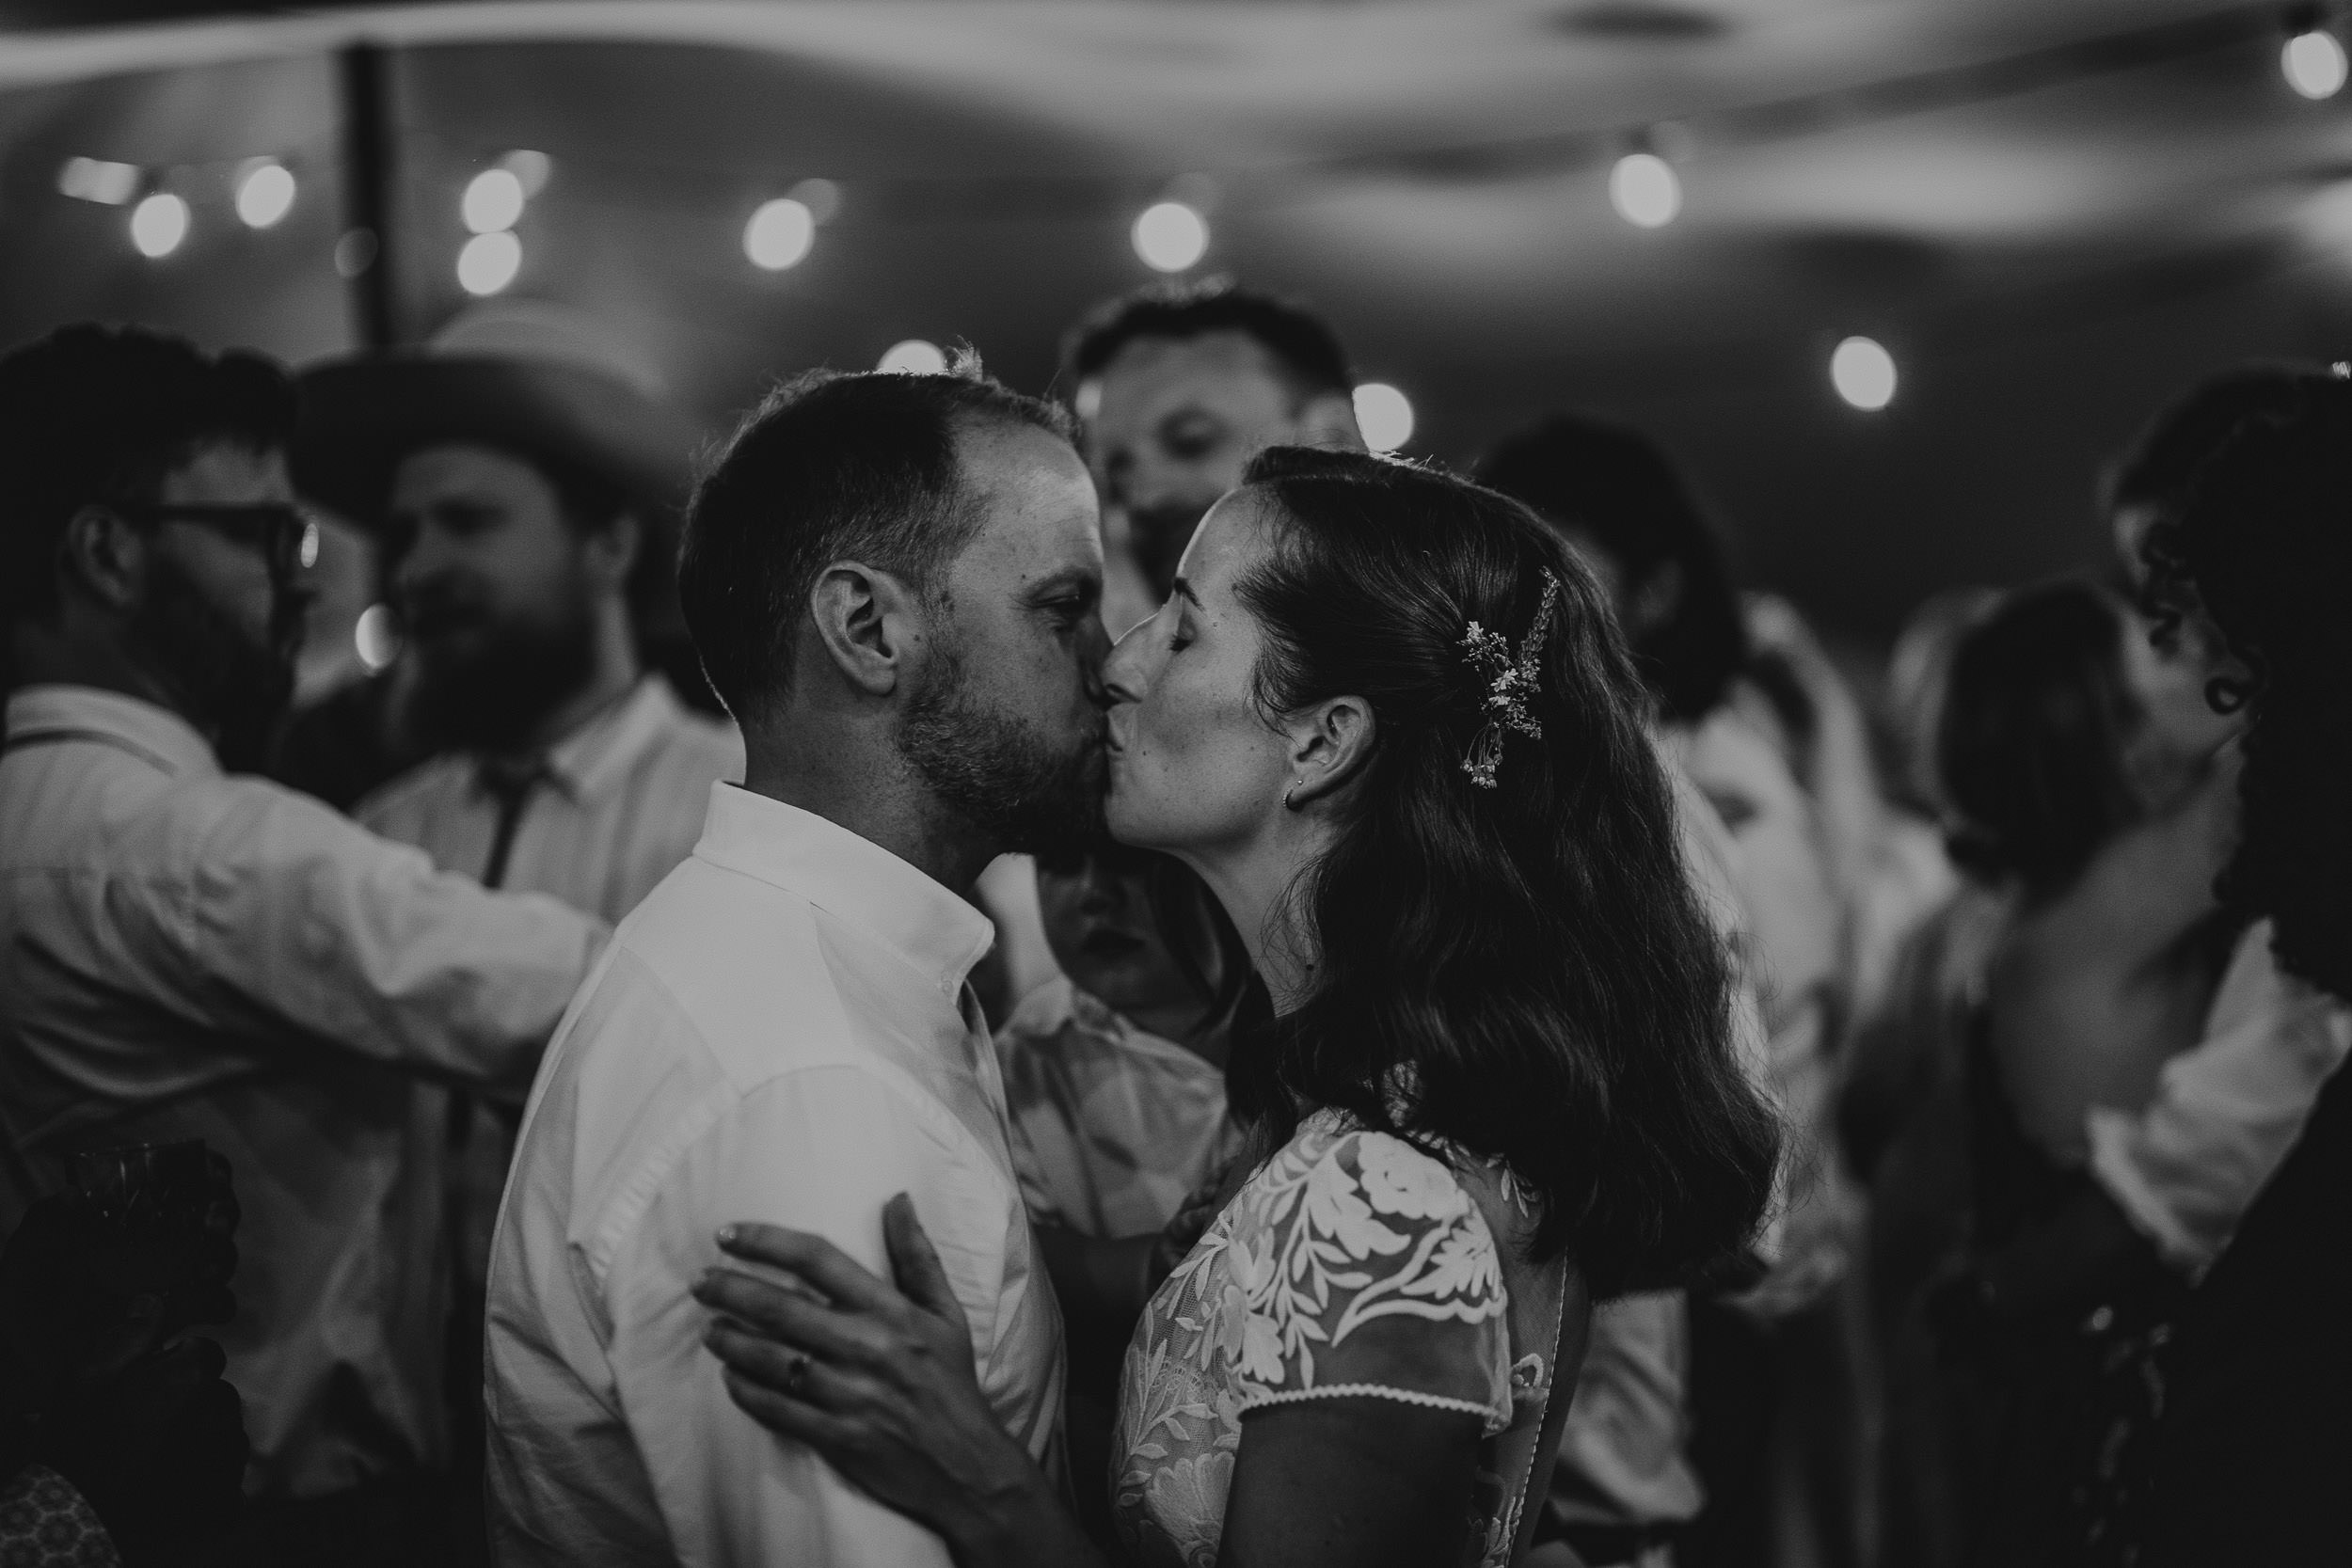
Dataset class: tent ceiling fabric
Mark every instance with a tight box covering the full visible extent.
[2,0,2348,636]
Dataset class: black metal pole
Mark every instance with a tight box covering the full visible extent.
[337,42,398,350]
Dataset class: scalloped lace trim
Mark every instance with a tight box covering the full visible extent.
[1236,1383,1502,1421]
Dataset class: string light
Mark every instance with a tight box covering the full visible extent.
[57,156,139,206]
[462,167,527,234]
[1609,152,1682,228]
[744,198,815,270]
[354,604,402,672]
[234,160,296,229]
[2283,29,2348,99]
[1353,383,1415,451]
[878,339,948,374]
[129,192,189,258]
[1831,337,1898,410]
[456,230,521,294]
[1132,201,1208,272]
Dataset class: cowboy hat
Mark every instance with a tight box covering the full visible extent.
[291,299,703,532]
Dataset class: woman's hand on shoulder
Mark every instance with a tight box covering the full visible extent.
[693,1195,1104,1568]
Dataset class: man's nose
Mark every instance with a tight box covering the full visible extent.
[1081,614,1114,708]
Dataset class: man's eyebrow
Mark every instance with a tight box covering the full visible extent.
[1170,577,1203,609]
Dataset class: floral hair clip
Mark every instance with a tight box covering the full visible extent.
[1457,570,1565,788]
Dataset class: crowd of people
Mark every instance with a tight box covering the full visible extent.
[0,275,2343,1568]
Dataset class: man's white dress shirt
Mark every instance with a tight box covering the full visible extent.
[358,675,740,1280]
[485,784,1065,1568]
[358,675,741,922]
[0,685,605,1499]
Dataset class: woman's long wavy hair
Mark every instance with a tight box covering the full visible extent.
[1226,446,1781,1295]
[2141,372,2352,1004]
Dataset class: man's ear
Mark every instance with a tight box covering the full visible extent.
[808,561,925,699]
[1295,391,1367,454]
[1280,693,1376,811]
[585,510,641,592]
[56,505,148,613]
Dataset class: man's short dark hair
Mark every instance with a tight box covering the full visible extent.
[678,357,1075,722]
[2105,364,2313,522]
[0,324,295,624]
[1061,278,1355,403]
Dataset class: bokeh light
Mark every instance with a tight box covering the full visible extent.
[2283,30,2348,100]
[456,230,523,295]
[129,192,189,258]
[1133,201,1209,272]
[878,339,949,374]
[744,198,816,270]
[57,156,139,206]
[1609,152,1682,229]
[1831,337,1898,410]
[462,167,527,234]
[501,150,553,197]
[235,161,296,229]
[354,604,403,672]
[1353,382,1415,452]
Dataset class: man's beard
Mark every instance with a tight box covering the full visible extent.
[132,555,298,772]
[406,599,597,754]
[896,640,1106,860]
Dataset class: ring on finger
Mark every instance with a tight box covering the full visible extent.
[785,1353,811,1396]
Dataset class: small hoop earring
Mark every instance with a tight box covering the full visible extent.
[1284,779,1305,812]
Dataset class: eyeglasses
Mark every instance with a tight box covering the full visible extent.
[112,500,322,576]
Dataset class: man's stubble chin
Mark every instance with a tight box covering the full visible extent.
[896,644,1107,860]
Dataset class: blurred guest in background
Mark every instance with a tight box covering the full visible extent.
[294,300,739,1563]
[2100,363,2311,593]
[2123,370,2352,1565]
[1922,578,2240,1568]
[994,836,1250,1544]
[1061,277,1364,634]
[0,325,607,1566]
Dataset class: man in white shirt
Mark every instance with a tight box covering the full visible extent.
[0,326,607,1561]
[485,360,1107,1565]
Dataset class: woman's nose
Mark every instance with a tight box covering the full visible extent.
[1101,617,1152,707]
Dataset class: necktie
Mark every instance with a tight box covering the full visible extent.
[476,755,548,891]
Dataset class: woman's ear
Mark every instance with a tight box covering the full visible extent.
[1281,694,1376,811]
[808,561,922,699]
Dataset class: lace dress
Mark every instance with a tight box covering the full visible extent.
[1111,1110,1562,1568]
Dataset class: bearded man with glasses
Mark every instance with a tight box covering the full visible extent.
[0,324,609,1564]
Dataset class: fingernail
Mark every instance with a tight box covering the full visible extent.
[716,1225,738,1245]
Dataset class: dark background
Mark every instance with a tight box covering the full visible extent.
[4,0,2349,647]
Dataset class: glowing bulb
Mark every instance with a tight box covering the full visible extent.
[1610,152,1682,229]
[462,167,527,234]
[234,161,296,229]
[129,192,189,258]
[354,604,403,672]
[1831,337,1898,411]
[456,230,522,295]
[1353,383,1415,452]
[57,156,139,206]
[1132,201,1209,273]
[744,198,815,270]
[2284,30,2348,100]
[500,150,552,197]
[878,339,948,375]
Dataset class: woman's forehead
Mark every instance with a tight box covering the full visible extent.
[1180,487,1279,594]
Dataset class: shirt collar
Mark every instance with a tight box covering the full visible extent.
[471,674,682,807]
[691,783,996,1002]
[3,684,220,778]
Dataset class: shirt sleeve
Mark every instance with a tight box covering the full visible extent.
[1229,1130,1512,1433]
[126,772,607,1090]
[599,1065,1023,1568]
[2086,941,2352,1275]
